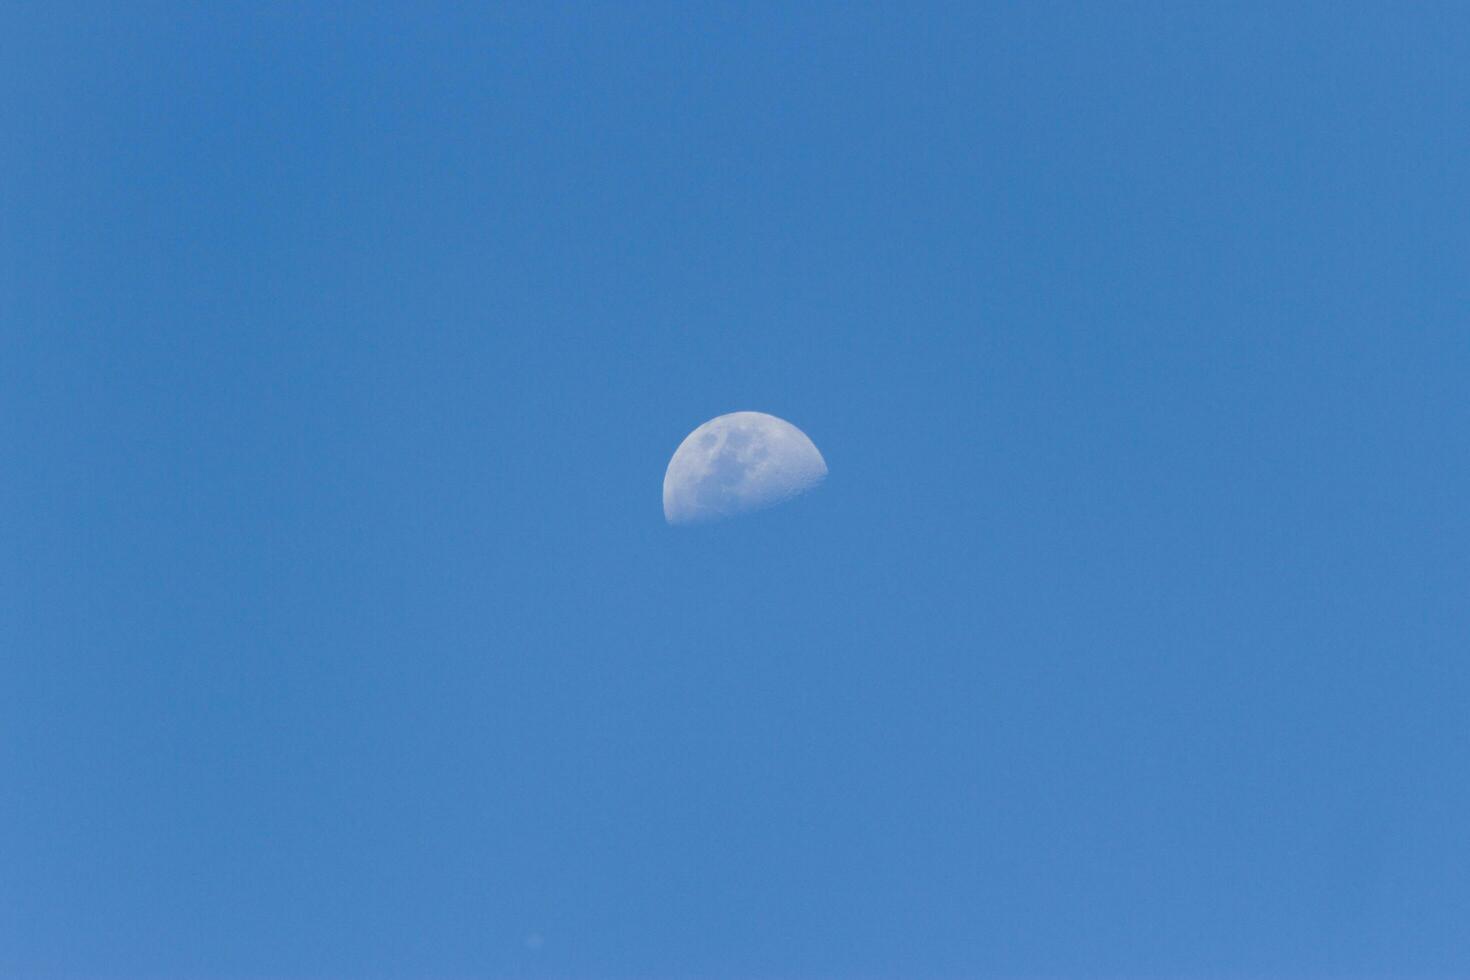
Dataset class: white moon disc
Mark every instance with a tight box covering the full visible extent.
[663,411,828,525]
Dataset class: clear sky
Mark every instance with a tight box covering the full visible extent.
[4,4,1468,978]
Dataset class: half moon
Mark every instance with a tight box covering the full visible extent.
[663,411,828,525]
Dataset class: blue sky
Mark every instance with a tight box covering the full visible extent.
[4,4,1468,977]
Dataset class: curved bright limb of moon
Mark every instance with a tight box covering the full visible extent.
[663,411,828,525]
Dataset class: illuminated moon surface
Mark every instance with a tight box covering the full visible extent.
[663,411,828,525]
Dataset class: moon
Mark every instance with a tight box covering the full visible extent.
[663,411,828,525]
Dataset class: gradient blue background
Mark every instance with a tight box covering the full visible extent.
[4,4,1468,978]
